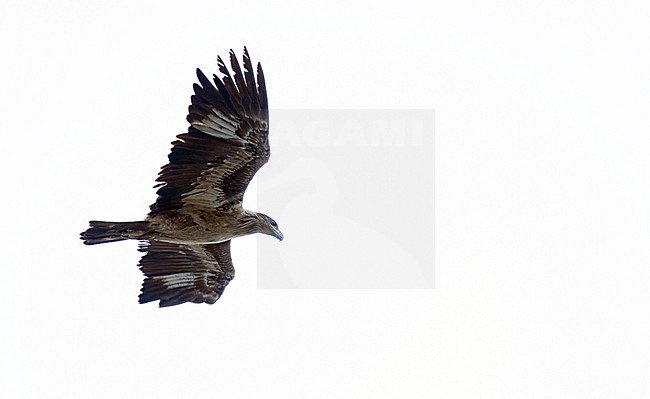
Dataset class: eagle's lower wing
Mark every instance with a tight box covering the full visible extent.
[138,240,235,307]
[149,48,269,214]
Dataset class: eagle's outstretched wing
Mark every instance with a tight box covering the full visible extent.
[138,240,235,307]
[149,47,269,214]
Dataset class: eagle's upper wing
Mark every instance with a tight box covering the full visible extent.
[138,240,235,307]
[149,48,269,214]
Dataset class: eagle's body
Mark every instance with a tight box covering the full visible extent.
[89,207,277,245]
[146,207,259,244]
[81,48,283,307]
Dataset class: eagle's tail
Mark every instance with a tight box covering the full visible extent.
[81,220,147,245]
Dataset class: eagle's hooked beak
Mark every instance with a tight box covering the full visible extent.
[275,229,284,241]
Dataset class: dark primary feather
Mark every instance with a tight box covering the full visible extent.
[138,240,234,307]
[150,47,270,214]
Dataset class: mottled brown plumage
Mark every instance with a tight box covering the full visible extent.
[81,48,283,307]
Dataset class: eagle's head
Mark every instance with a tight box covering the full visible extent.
[254,213,284,241]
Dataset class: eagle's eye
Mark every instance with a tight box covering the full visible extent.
[270,220,277,227]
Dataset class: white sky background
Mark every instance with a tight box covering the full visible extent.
[1,0,649,397]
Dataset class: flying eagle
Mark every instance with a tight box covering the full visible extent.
[80,48,283,307]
